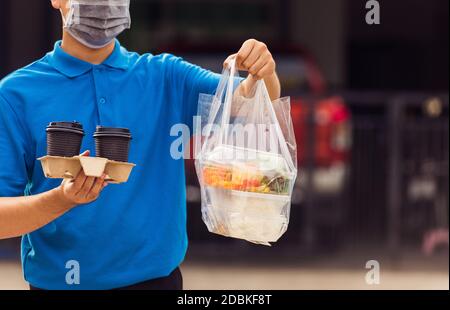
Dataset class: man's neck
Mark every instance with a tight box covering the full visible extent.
[61,31,115,65]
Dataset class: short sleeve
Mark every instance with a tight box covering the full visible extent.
[166,55,221,130]
[0,93,32,197]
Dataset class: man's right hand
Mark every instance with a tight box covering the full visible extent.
[57,150,108,207]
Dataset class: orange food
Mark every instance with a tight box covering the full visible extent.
[202,165,282,194]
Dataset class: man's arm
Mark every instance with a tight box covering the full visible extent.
[224,39,281,101]
[0,187,73,239]
[0,151,108,239]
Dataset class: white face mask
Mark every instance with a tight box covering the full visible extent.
[62,0,131,49]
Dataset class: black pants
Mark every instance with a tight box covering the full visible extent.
[30,267,183,290]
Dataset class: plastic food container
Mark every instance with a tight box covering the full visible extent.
[198,145,295,244]
[201,145,295,194]
[203,186,290,242]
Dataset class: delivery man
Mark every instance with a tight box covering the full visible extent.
[0,0,280,289]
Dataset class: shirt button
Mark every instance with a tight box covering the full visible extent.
[99,98,106,104]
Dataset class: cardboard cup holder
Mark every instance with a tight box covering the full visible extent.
[38,155,136,184]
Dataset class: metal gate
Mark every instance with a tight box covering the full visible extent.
[387,94,449,254]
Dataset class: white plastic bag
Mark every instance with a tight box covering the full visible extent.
[195,59,297,245]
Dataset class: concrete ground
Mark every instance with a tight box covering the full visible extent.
[1,239,448,290]
[0,261,448,290]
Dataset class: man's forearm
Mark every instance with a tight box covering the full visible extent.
[263,72,281,101]
[0,187,74,239]
[239,72,281,101]
[0,159,108,240]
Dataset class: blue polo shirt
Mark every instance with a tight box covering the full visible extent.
[0,40,221,289]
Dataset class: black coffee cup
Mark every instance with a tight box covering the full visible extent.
[93,126,132,162]
[46,121,85,157]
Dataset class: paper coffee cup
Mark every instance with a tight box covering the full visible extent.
[93,126,132,162]
[46,121,85,157]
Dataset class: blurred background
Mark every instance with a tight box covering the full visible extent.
[0,0,448,289]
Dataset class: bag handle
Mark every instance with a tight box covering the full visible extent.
[256,80,296,173]
[199,58,236,157]
[201,59,296,173]
[218,58,237,146]
[198,59,236,156]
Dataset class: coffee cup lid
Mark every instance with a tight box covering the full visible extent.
[93,126,132,139]
[46,121,84,134]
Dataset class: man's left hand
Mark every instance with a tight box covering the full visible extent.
[224,39,276,80]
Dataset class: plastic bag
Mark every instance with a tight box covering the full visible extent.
[195,59,297,245]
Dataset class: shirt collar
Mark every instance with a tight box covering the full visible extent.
[47,39,129,78]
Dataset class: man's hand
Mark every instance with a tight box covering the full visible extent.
[224,39,276,80]
[57,150,108,207]
[224,39,280,100]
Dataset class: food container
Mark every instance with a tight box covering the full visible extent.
[198,145,295,244]
[203,187,290,242]
[201,145,295,195]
